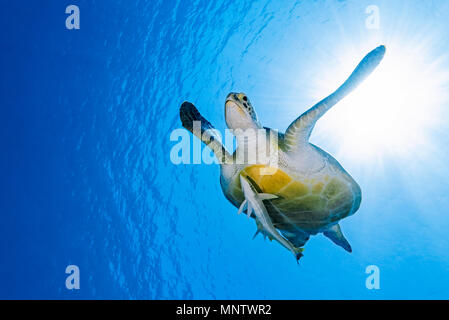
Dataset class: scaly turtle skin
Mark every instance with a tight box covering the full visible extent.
[180,45,385,257]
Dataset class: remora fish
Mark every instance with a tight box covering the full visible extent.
[238,175,303,261]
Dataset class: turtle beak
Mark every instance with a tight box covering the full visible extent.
[226,92,239,103]
[225,93,245,119]
[225,92,259,129]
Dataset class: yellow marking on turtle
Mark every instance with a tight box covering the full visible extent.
[242,165,292,194]
[279,181,309,199]
[241,165,332,201]
[312,182,324,194]
[239,166,348,219]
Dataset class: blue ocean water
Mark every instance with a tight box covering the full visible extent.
[1,0,449,299]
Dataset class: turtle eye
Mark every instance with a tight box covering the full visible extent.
[242,96,248,102]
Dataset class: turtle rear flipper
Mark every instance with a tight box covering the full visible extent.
[323,223,352,252]
[180,102,232,163]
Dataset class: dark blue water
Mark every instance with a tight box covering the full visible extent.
[1,0,449,299]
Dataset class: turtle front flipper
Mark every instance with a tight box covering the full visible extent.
[283,45,386,151]
[180,102,232,163]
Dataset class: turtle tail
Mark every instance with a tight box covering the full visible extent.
[180,102,232,163]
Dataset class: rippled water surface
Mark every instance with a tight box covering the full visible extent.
[2,0,449,299]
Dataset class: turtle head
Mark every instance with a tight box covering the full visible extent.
[225,92,261,130]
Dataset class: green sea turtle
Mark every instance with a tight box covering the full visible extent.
[179,45,386,260]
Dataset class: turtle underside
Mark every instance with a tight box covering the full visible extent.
[222,162,361,246]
